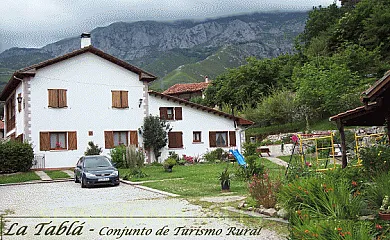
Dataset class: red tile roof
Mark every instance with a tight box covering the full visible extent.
[0,46,157,101]
[163,82,209,95]
[149,90,253,126]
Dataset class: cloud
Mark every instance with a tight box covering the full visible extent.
[0,0,338,51]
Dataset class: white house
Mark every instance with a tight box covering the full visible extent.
[0,34,252,169]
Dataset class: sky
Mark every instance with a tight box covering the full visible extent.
[0,0,338,53]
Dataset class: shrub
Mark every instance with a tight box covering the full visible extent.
[278,174,365,220]
[84,141,102,155]
[110,145,127,168]
[110,145,144,169]
[203,148,228,162]
[365,171,390,211]
[122,169,148,180]
[0,141,34,173]
[182,155,194,164]
[249,172,281,208]
[360,145,390,176]
[243,142,257,157]
[163,158,177,167]
[235,155,265,181]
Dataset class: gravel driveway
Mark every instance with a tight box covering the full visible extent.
[0,182,282,240]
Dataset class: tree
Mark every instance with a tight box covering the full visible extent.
[84,141,102,155]
[141,115,171,162]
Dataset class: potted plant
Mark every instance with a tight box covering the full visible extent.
[219,168,231,192]
[379,195,390,220]
[163,158,177,172]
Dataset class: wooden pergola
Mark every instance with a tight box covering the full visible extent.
[330,71,390,168]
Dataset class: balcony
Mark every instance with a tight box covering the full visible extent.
[6,116,15,133]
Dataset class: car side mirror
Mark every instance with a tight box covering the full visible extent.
[112,162,117,167]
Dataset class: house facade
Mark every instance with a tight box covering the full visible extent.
[0,35,252,168]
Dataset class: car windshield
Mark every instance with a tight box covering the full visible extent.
[84,157,112,168]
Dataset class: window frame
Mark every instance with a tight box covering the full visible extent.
[215,131,228,147]
[49,132,68,150]
[193,131,202,143]
[166,107,174,120]
[113,131,129,147]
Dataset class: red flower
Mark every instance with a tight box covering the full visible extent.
[376,224,383,230]
[352,181,358,187]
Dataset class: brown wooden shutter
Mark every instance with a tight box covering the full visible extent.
[112,91,121,108]
[168,132,175,148]
[130,130,138,147]
[229,131,236,147]
[58,89,67,107]
[209,131,217,147]
[175,107,182,120]
[121,91,128,108]
[48,89,58,107]
[40,132,50,151]
[176,132,183,148]
[104,131,114,149]
[159,107,168,120]
[68,131,77,150]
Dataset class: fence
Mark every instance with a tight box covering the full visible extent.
[31,154,45,169]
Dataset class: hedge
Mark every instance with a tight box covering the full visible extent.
[0,141,34,173]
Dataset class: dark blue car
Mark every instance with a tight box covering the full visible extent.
[74,155,120,188]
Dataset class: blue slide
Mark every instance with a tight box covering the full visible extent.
[229,149,246,166]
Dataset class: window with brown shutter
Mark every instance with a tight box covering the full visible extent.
[130,130,138,147]
[209,131,228,147]
[40,132,50,151]
[229,131,236,147]
[104,131,114,149]
[112,90,128,108]
[48,89,67,108]
[68,131,77,150]
[175,107,182,120]
[209,131,217,147]
[159,107,168,120]
[168,132,183,148]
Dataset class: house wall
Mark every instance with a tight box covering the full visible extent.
[148,95,244,162]
[29,53,146,168]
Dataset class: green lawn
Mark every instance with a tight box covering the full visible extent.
[44,170,70,179]
[120,159,285,197]
[0,171,40,184]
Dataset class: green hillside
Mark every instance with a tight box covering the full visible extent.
[151,44,258,90]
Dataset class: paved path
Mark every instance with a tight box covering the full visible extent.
[62,169,74,178]
[0,182,283,240]
[263,157,288,167]
[34,170,52,180]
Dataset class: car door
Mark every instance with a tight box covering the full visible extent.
[75,157,84,179]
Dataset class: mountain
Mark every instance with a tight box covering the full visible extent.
[0,11,307,90]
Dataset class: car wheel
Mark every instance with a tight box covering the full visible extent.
[74,174,80,183]
[81,176,86,188]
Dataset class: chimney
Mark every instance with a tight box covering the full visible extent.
[80,32,91,48]
[204,76,209,83]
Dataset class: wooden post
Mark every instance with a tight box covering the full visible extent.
[386,117,390,143]
[336,120,348,169]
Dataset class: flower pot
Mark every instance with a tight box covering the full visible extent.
[221,181,230,191]
[164,165,173,172]
[379,212,390,220]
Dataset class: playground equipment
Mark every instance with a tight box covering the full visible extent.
[229,149,246,166]
[286,132,337,175]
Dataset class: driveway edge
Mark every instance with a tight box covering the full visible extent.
[0,178,73,187]
[120,179,180,197]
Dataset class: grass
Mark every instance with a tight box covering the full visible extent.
[119,159,285,197]
[44,170,70,179]
[0,171,40,184]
